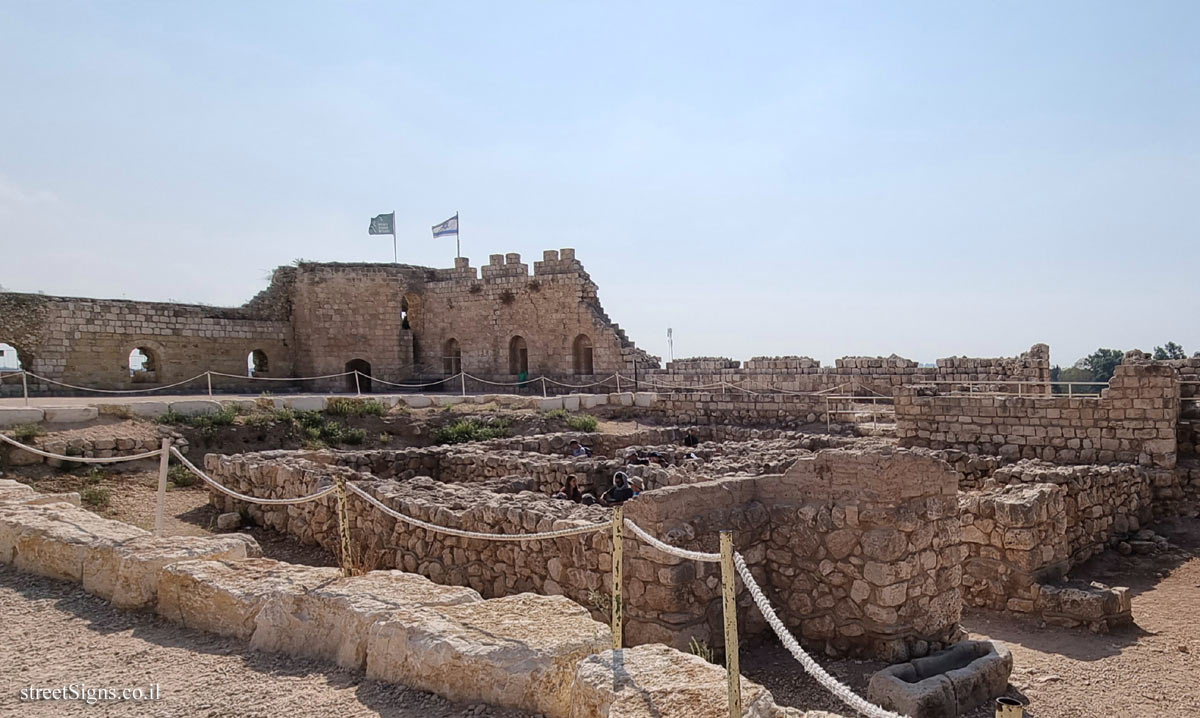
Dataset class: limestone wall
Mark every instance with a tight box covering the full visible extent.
[0,293,292,392]
[205,447,966,661]
[896,362,1179,468]
[645,344,1051,397]
[0,248,656,395]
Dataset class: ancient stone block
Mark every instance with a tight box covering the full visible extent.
[84,534,260,608]
[157,558,342,640]
[251,570,481,669]
[366,593,609,717]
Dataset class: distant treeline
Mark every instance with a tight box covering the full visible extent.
[1050,342,1195,393]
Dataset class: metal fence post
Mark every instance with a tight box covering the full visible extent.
[154,438,172,537]
[335,475,353,577]
[611,505,624,650]
[720,531,742,718]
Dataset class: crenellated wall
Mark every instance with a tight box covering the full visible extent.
[0,249,655,394]
[643,344,1051,397]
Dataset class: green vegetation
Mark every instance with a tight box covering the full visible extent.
[565,414,598,432]
[8,423,43,442]
[80,485,111,509]
[168,463,199,488]
[431,418,511,444]
[155,407,238,435]
[1154,341,1187,360]
[542,408,569,421]
[1051,342,1195,395]
[325,397,389,417]
[379,432,392,445]
[291,411,364,445]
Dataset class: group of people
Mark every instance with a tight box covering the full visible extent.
[552,472,643,506]
[553,428,704,506]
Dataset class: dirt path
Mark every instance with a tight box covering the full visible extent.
[0,567,533,718]
[743,517,1200,718]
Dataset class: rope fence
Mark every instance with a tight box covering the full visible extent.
[0,424,902,718]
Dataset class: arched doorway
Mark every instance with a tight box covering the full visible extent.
[508,336,528,376]
[443,338,462,375]
[573,334,594,375]
[345,359,372,392]
[247,349,269,376]
[129,346,159,383]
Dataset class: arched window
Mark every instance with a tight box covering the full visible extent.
[401,293,420,331]
[443,338,462,375]
[400,296,411,330]
[509,336,528,375]
[573,334,594,375]
[345,359,372,392]
[129,347,159,383]
[247,349,269,376]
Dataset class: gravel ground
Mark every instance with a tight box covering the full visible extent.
[0,567,535,718]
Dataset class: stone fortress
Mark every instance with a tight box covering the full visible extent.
[3,249,1200,716]
[0,249,653,393]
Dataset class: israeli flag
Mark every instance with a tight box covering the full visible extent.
[432,214,459,238]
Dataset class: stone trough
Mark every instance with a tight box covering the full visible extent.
[867,640,1013,718]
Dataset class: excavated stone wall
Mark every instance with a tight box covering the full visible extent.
[896,362,1179,468]
[204,446,966,661]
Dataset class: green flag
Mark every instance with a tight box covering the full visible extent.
[369,212,395,235]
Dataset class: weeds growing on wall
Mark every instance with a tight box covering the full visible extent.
[325,397,389,417]
[8,423,43,442]
[688,637,717,664]
[431,417,511,444]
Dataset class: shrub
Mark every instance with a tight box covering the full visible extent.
[83,467,107,485]
[155,410,190,425]
[326,397,388,417]
[168,464,199,488]
[431,418,511,444]
[565,414,598,432]
[379,432,392,444]
[340,427,367,445]
[542,408,569,421]
[9,423,43,442]
[242,413,274,429]
[80,486,111,509]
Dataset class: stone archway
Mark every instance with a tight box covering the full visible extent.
[345,358,372,392]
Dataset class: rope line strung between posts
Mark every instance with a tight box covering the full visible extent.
[170,448,338,505]
[346,482,609,541]
[541,374,621,388]
[732,552,907,718]
[208,370,356,382]
[461,373,539,387]
[367,373,469,389]
[0,432,167,464]
[623,518,720,563]
[23,371,210,394]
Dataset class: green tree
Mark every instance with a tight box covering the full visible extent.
[1153,341,1186,360]
[1078,348,1124,385]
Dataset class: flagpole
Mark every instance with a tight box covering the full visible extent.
[392,209,397,263]
[456,211,460,259]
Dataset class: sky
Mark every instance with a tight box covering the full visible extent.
[1,2,1197,368]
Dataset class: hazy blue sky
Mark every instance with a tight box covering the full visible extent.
[1,2,1197,366]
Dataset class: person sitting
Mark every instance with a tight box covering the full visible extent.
[628,477,644,497]
[601,471,636,506]
[683,428,700,448]
[624,450,649,466]
[568,439,592,458]
[563,474,583,502]
[647,452,667,467]
[580,492,597,506]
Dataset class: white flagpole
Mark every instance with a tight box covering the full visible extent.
[456,211,461,259]
[392,210,397,263]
